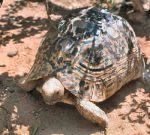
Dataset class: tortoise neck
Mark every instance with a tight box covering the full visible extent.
[62,91,76,105]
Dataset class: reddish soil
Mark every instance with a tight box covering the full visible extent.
[0,0,150,135]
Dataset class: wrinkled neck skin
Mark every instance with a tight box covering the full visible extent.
[62,91,76,105]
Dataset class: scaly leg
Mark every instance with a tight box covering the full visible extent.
[75,99,109,128]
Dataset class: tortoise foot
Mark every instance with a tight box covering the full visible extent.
[75,99,109,128]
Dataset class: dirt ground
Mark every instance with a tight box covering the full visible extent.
[0,0,150,135]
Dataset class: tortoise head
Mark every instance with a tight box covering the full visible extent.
[41,77,65,105]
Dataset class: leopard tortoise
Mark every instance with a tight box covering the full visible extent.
[19,7,149,127]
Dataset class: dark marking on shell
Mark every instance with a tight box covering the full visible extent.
[79,80,85,87]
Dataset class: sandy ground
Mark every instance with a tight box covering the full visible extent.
[0,0,150,135]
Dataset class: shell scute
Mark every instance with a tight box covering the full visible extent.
[57,7,144,102]
[24,7,144,102]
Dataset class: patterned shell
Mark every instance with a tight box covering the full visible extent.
[25,7,144,102]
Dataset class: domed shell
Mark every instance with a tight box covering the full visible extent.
[24,7,144,102]
[56,7,144,102]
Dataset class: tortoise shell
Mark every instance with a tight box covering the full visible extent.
[25,7,144,102]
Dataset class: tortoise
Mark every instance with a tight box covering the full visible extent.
[19,7,149,127]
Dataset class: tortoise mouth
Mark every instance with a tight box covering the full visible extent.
[43,97,63,105]
[45,101,57,105]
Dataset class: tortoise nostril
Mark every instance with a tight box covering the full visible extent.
[56,91,59,95]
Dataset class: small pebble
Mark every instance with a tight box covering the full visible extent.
[31,110,36,114]
[4,87,9,91]
[4,87,15,93]
[7,50,18,57]
[34,112,39,117]
[0,64,6,67]
[9,89,15,93]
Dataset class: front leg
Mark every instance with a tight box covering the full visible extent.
[75,99,109,128]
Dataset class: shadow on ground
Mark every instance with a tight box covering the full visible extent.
[0,0,49,46]
[116,3,150,40]
[0,73,150,134]
[0,72,106,135]
[100,79,150,134]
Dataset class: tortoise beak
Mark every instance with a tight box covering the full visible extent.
[45,101,57,105]
[43,97,62,105]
